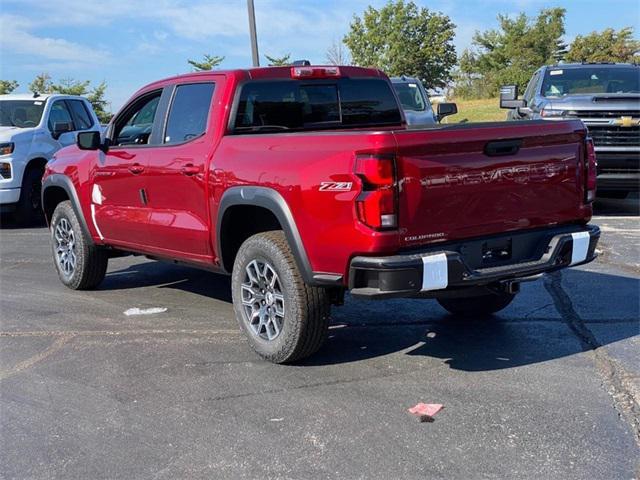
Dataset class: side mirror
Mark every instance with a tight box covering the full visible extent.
[52,122,73,139]
[77,131,106,151]
[500,85,526,109]
[57,131,77,147]
[437,102,457,121]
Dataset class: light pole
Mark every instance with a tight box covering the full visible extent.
[247,0,260,67]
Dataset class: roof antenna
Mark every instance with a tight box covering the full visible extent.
[33,92,40,98]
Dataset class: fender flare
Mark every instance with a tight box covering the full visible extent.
[217,186,342,286]
[41,174,94,245]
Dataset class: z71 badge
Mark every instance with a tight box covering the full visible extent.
[319,181,353,191]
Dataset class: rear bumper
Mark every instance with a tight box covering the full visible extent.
[349,224,600,299]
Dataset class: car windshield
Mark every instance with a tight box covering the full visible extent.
[392,82,427,111]
[542,66,640,97]
[0,100,46,128]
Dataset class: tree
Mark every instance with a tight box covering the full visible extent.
[566,27,640,63]
[343,0,456,88]
[51,78,91,96]
[187,54,224,71]
[265,53,291,66]
[456,8,566,98]
[29,73,53,94]
[86,82,111,124]
[0,80,19,94]
[325,40,350,65]
[28,73,111,123]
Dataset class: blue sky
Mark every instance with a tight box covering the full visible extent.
[1,0,638,111]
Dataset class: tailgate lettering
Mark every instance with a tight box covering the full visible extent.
[421,163,568,188]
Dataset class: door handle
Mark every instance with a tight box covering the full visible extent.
[129,163,145,174]
[181,164,201,176]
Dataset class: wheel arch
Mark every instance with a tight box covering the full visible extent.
[42,174,93,244]
[217,187,321,285]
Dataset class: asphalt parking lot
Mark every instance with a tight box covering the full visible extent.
[1,198,638,479]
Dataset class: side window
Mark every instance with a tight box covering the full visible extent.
[164,83,215,144]
[112,91,162,146]
[48,101,74,132]
[68,100,94,130]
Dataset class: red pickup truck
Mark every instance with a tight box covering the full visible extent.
[42,66,600,363]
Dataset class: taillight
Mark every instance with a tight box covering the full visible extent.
[355,155,397,229]
[585,137,597,203]
[290,66,341,79]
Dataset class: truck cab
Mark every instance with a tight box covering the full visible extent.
[500,63,640,197]
[390,76,457,126]
[0,93,100,223]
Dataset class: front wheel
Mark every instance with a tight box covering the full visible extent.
[231,231,330,364]
[15,167,45,226]
[437,291,515,317]
[51,201,108,290]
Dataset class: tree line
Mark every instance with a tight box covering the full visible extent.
[2,0,638,108]
[0,74,111,123]
[185,1,639,99]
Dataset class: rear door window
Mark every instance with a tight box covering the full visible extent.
[233,78,401,133]
[164,83,215,144]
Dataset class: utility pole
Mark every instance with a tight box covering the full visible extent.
[247,0,260,67]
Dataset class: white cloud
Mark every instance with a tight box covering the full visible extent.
[0,14,111,65]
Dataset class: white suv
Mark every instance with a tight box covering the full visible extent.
[0,93,100,224]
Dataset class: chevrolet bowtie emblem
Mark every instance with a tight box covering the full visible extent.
[615,116,638,127]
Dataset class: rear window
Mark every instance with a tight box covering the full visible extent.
[233,78,401,133]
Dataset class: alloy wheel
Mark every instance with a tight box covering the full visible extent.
[241,259,285,341]
[54,218,77,277]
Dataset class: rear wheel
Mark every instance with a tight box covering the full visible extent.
[15,166,45,226]
[231,231,330,364]
[437,291,515,317]
[51,201,108,290]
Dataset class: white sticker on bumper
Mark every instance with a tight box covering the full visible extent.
[570,232,590,265]
[421,253,448,291]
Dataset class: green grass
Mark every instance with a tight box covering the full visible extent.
[441,97,506,123]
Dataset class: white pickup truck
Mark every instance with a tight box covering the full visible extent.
[0,93,101,224]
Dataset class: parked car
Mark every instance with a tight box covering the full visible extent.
[42,65,600,363]
[0,93,100,224]
[500,62,640,198]
[391,76,456,126]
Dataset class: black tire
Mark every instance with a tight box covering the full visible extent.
[50,201,108,290]
[437,292,515,317]
[231,231,330,364]
[14,166,45,226]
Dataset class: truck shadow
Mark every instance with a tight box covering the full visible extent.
[302,269,639,370]
[103,260,638,372]
[100,260,232,303]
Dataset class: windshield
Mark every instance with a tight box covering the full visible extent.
[542,66,640,97]
[0,100,46,128]
[392,82,427,111]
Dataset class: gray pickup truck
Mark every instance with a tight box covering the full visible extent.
[500,63,640,197]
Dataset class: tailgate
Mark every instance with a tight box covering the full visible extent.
[394,120,589,248]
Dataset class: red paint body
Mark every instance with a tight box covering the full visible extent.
[44,67,592,284]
